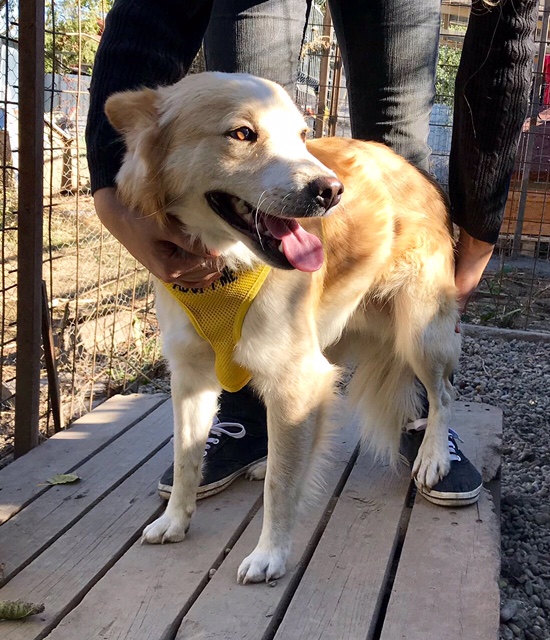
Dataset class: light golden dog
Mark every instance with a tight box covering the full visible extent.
[106,72,460,584]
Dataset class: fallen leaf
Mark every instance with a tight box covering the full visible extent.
[47,473,81,485]
[0,600,45,620]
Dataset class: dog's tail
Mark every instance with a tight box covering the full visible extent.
[346,341,424,466]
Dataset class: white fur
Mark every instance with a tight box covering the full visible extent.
[106,72,461,585]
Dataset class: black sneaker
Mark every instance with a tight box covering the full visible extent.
[158,385,268,500]
[399,420,482,507]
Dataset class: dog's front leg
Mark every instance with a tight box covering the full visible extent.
[237,357,336,584]
[412,375,454,490]
[142,369,219,544]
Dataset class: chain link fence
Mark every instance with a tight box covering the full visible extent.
[1,0,166,466]
[2,0,550,463]
[41,0,167,427]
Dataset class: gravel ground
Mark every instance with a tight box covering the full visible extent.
[455,332,550,640]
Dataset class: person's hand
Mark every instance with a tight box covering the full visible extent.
[93,188,223,288]
[454,227,494,332]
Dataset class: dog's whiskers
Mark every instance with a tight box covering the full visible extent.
[253,192,267,249]
[140,193,182,219]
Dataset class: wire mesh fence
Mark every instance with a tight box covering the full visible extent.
[1,0,166,465]
[41,0,167,429]
[2,0,550,462]
[1,1,20,464]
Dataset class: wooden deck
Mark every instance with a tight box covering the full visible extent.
[0,393,502,640]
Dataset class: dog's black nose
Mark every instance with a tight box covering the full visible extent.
[309,176,344,211]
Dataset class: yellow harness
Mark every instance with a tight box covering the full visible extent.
[163,265,271,392]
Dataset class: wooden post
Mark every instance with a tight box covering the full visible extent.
[314,5,332,139]
[328,49,342,136]
[15,0,45,456]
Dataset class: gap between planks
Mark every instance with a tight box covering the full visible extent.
[0,393,168,524]
[0,400,174,586]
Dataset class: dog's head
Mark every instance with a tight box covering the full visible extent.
[105,72,343,272]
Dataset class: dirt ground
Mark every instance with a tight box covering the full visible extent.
[0,194,166,467]
[465,257,550,333]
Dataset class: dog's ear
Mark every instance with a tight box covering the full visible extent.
[105,88,158,136]
[105,88,167,220]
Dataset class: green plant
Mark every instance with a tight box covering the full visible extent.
[45,0,113,74]
[436,45,461,107]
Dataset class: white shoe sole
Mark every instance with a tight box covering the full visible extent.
[415,481,482,507]
[158,456,267,501]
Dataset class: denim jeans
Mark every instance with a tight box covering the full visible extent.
[329,0,440,171]
[204,0,307,94]
[201,0,437,419]
[203,0,439,171]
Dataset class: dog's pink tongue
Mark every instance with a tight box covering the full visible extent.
[263,216,324,272]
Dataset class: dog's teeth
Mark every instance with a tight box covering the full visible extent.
[233,198,249,216]
[278,242,284,253]
[242,212,253,224]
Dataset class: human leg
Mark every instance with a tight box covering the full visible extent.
[328,0,440,170]
[204,0,306,92]
[159,0,306,500]
[329,0,483,505]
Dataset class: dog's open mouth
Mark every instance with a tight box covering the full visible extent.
[206,191,324,272]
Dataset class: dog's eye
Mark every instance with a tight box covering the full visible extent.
[301,130,308,142]
[228,127,257,142]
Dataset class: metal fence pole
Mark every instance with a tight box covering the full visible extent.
[15,0,45,456]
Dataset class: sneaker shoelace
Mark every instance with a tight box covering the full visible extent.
[405,419,463,462]
[447,428,463,462]
[204,417,246,457]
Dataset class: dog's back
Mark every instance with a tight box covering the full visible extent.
[302,137,460,464]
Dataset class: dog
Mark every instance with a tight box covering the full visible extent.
[105,72,461,584]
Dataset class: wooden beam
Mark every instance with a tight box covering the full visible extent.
[314,5,333,139]
[15,0,45,456]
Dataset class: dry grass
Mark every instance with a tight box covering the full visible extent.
[0,193,166,466]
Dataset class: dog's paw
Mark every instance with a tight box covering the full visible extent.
[237,546,288,584]
[245,459,267,481]
[412,440,450,490]
[141,512,189,545]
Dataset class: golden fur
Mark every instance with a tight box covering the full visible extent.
[106,72,461,584]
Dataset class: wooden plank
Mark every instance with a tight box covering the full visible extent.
[0,401,173,586]
[41,280,63,433]
[0,393,167,523]
[0,444,173,640]
[46,422,358,640]
[451,402,502,484]
[45,479,264,640]
[273,459,411,639]
[174,421,362,640]
[504,189,550,237]
[379,401,502,640]
[379,490,500,640]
